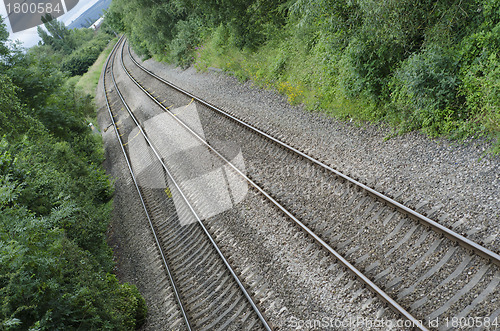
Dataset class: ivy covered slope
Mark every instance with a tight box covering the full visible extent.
[0,18,146,330]
[108,0,500,152]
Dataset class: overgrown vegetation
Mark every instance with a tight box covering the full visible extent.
[38,14,114,76]
[107,0,500,152]
[75,39,117,99]
[1,16,146,330]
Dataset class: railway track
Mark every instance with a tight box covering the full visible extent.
[103,36,272,331]
[112,37,500,330]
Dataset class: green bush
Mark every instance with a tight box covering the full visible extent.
[390,46,460,134]
[458,12,500,128]
[169,17,204,68]
[62,34,111,76]
[210,24,231,55]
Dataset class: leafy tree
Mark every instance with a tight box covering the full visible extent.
[1,15,147,329]
[37,16,111,76]
[37,14,72,54]
[8,49,66,112]
[62,34,110,76]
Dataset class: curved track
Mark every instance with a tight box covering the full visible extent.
[103,36,272,331]
[116,37,500,330]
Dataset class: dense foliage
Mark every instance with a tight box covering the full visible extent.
[108,0,500,151]
[38,14,113,76]
[1,18,146,330]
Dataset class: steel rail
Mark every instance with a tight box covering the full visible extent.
[103,36,192,331]
[127,44,500,268]
[113,40,273,331]
[122,39,430,331]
